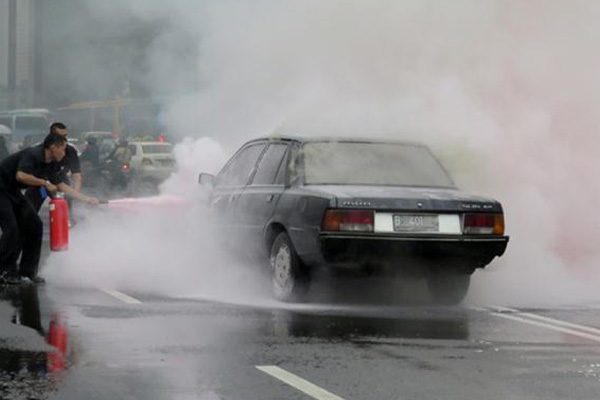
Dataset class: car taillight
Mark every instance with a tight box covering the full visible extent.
[142,158,153,166]
[322,209,374,232]
[463,213,504,235]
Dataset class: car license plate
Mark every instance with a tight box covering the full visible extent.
[393,214,439,232]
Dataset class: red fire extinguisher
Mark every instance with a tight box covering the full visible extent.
[50,192,69,251]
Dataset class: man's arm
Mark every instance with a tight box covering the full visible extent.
[56,182,99,205]
[16,171,58,193]
[15,150,58,193]
[72,172,82,192]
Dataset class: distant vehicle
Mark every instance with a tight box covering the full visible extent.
[67,137,83,154]
[0,109,52,146]
[81,158,132,197]
[128,141,176,184]
[198,136,509,304]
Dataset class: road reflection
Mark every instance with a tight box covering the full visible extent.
[2,284,45,335]
[0,285,68,398]
[264,308,470,341]
[258,275,471,341]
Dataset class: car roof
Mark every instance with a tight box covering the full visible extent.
[129,141,172,145]
[246,135,427,148]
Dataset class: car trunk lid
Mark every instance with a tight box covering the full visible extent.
[302,184,503,213]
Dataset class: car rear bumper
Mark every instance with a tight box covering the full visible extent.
[318,233,509,273]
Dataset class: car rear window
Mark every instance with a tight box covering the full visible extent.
[302,141,455,188]
[141,144,173,154]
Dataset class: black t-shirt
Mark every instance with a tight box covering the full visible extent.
[0,144,65,191]
[59,144,81,176]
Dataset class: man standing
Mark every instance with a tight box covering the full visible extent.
[25,123,82,211]
[0,133,98,285]
[80,136,99,167]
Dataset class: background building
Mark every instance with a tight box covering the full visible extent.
[0,0,38,110]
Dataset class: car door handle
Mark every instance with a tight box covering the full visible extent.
[265,194,274,203]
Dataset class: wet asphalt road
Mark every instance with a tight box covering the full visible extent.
[2,276,600,400]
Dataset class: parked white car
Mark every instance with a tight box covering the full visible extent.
[128,141,177,183]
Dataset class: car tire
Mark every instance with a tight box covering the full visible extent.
[427,272,471,305]
[269,232,310,302]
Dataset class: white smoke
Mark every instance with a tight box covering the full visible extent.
[46,0,600,306]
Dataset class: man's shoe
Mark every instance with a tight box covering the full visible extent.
[0,273,27,285]
[30,276,45,284]
[19,275,45,284]
[19,277,33,285]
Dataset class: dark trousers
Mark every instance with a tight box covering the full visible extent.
[0,190,43,278]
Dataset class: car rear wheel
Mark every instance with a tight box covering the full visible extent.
[270,232,310,302]
[427,272,471,305]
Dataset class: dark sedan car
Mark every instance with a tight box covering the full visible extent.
[199,136,509,303]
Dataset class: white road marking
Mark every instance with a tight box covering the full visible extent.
[101,288,143,305]
[490,313,600,343]
[256,366,348,400]
[475,304,600,343]
[491,306,600,336]
[466,306,489,312]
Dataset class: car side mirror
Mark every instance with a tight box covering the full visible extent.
[198,173,215,187]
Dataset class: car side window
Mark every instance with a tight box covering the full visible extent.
[286,143,303,186]
[251,143,288,186]
[217,144,266,187]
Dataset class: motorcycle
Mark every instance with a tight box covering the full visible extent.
[81,159,132,197]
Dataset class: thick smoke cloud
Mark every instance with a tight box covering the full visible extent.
[48,0,600,305]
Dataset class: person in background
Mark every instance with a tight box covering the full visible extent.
[79,136,101,190]
[25,122,82,212]
[80,136,100,167]
[0,133,99,285]
[0,136,9,161]
[104,138,133,190]
[108,138,132,164]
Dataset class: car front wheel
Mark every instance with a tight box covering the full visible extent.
[427,272,471,305]
[269,232,310,302]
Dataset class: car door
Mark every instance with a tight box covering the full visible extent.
[234,142,289,256]
[210,142,267,237]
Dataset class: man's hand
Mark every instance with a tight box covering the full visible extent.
[44,180,58,194]
[83,195,100,206]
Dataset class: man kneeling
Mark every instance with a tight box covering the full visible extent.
[0,133,99,284]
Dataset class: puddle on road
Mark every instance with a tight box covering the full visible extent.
[0,349,56,399]
[263,310,470,340]
[0,285,67,399]
[177,275,474,341]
